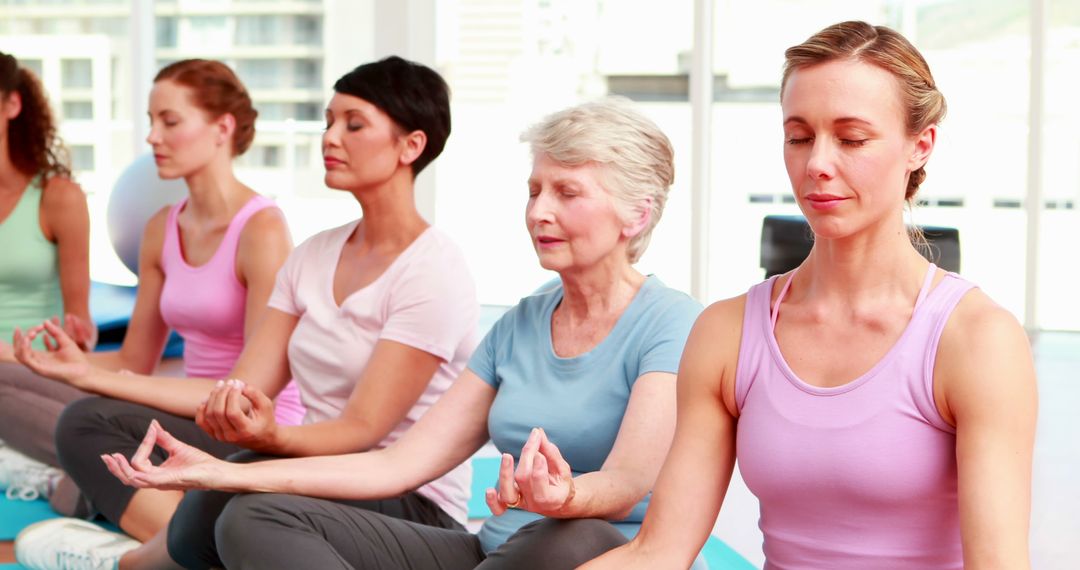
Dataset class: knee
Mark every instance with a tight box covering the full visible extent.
[502,518,628,566]
[55,397,111,440]
[166,491,232,570]
[214,494,291,567]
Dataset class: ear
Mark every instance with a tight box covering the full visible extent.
[215,113,237,148]
[621,196,653,239]
[398,130,428,168]
[907,124,936,172]
[3,90,22,120]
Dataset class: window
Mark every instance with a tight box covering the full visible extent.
[20,59,44,77]
[235,15,281,46]
[294,102,321,121]
[237,59,283,90]
[156,17,178,48]
[62,101,94,120]
[70,145,95,171]
[293,15,321,46]
[293,59,321,89]
[61,59,93,88]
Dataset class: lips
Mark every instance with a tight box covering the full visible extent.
[535,236,564,248]
[804,193,848,210]
[323,157,344,168]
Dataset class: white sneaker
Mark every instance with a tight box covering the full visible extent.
[0,445,63,500]
[16,518,139,570]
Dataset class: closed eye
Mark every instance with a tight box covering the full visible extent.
[786,137,812,145]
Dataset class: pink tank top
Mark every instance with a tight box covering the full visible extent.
[735,264,975,569]
[159,196,305,426]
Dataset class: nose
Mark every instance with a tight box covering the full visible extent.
[805,139,836,180]
[526,188,555,228]
[145,123,161,146]
[322,122,340,152]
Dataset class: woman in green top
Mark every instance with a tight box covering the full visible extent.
[0,50,94,493]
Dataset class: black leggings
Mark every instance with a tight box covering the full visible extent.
[55,396,241,524]
[213,493,629,570]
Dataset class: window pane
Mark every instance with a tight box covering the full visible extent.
[70,145,95,171]
[293,59,321,89]
[236,15,281,46]
[156,17,178,48]
[236,59,284,89]
[62,100,94,120]
[61,58,93,88]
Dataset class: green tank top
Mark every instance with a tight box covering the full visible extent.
[0,174,63,345]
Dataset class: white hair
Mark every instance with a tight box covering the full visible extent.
[520,97,675,263]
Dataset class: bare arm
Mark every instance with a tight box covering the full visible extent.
[235,207,292,341]
[16,307,299,418]
[40,177,95,349]
[204,338,447,457]
[486,371,678,521]
[583,297,745,569]
[936,291,1037,569]
[86,208,173,374]
[105,371,496,500]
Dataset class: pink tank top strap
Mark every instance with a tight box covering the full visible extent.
[216,195,275,261]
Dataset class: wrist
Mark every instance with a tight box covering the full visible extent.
[555,476,576,515]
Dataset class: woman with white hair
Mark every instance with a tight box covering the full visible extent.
[101,97,703,569]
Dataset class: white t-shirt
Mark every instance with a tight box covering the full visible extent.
[268,220,479,523]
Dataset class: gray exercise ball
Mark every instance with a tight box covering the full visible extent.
[106,153,189,275]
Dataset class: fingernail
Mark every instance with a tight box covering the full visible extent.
[216,380,224,388]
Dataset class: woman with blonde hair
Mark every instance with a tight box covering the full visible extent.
[585,21,1036,569]
[97,97,703,569]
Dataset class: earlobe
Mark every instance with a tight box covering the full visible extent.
[399,130,428,167]
[909,124,937,171]
[4,91,21,120]
[622,197,653,239]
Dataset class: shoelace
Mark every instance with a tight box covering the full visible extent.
[5,466,59,501]
[58,548,111,570]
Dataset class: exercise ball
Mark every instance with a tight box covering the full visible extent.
[106,153,189,275]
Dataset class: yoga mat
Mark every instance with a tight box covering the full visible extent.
[0,497,55,541]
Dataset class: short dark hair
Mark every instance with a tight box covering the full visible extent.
[333,56,451,176]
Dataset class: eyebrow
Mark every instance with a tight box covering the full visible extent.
[783,116,874,127]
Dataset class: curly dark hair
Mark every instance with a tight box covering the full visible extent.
[0,51,71,180]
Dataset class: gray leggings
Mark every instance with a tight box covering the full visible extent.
[0,362,89,466]
[213,493,629,570]
[55,396,241,524]
[167,453,466,570]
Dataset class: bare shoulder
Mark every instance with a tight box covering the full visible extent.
[939,288,1029,359]
[39,176,87,210]
[240,206,292,246]
[140,206,173,252]
[936,287,1035,421]
[682,294,748,416]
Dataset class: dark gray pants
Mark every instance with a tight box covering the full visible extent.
[167,457,467,570]
[0,362,89,466]
[55,396,241,524]
[214,493,629,570]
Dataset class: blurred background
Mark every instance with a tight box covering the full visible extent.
[1,0,1076,567]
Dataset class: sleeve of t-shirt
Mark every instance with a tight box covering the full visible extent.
[379,237,479,363]
[633,292,705,387]
[466,307,513,388]
[266,234,311,316]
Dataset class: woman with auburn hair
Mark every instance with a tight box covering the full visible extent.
[15,56,479,570]
[94,97,702,570]
[0,50,93,497]
[9,58,304,569]
[585,21,1036,569]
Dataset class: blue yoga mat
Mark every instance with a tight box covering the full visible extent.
[0,496,56,541]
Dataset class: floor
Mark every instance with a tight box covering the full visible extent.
[2,332,1076,568]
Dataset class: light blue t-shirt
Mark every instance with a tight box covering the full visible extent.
[468,275,703,553]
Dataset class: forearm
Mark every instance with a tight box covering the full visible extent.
[86,350,151,375]
[264,416,393,457]
[81,368,216,417]
[222,449,409,499]
[551,468,650,521]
